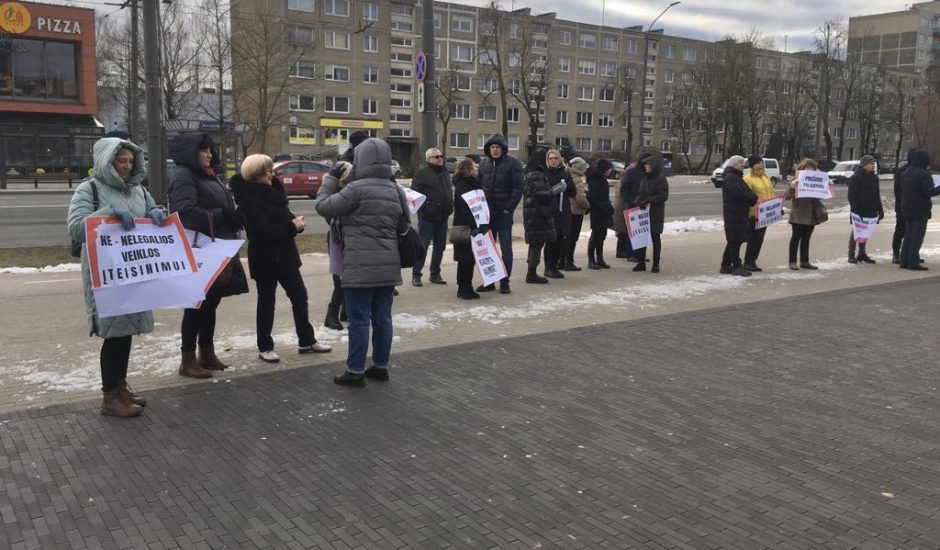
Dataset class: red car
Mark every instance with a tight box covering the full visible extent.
[272,160,331,198]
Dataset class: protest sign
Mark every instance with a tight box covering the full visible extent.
[755,197,785,229]
[850,213,879,243]
[85,213,196,289]
[460,189,490,225]
[624,207,652,249]
[795,171,832,199]
[471,231,507,287]
[400,185,426,214]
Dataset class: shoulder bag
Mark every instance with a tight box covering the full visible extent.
[71,181,99,258]
[396,188,424,268]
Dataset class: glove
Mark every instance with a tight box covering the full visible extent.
[550,181,566,195]
[149,208,167,226]
[111,208,135,231]
[329,161,352,180]
[472,224,489,237]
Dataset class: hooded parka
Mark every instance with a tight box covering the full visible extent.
[634,155,670,234]
[721,165,758,243]
[847,166,884,219]
[522,151,558,245]
[168,133,240,239]
[478,134,525,214]
[901,149,940,220]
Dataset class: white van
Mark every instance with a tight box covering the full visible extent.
[711,157,782,188]
[827,160,860,185]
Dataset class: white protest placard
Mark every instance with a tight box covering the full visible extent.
[932,175,940,188]
[850,213,879,243]
[755,197,785,229]
[471,231,507,287]
[460,189,490,226]
[624,207,652,249]
[85,213,197,289]
[795,170,833,200]
[400,185,426,214]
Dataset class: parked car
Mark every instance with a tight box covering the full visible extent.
[391,159,403,178]
[445,156,467,173]
[609,161,625,180]
[828,160,860,185]
[272,160,331,198]
[710,157,781,188]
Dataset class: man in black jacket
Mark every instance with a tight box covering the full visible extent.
[477,134,524,294]
[410,147,454,286]
[899,149,940,270]
[847,155,884,264]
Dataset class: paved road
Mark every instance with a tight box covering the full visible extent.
[0,177,854,249]
[1,278,939,548]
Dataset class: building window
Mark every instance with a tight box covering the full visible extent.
[479,49,497,65]
[625,38,637,53]
[390,112,412,123]
[683,47,696,61]
[391,36,413,47]
[602,36,619,51]
[624,65,637,79]
[363,66,378,84]
[507,136,520,150]
[362,2,378,20]
[288,0,314,12]
[289,95,316,111]
[506,107,520,123]
[577,60,596,75]
[289,61,316,79]
[557,84,569,99]
[599,87,615,102]
[598,114,614,127]
[452,14,474,33]
[433,12,441,29]
[450,133,470,148]
[389,128,412,137]
[664,69,674,83]
[324,31,350,50]
[558,57,570,72]
[560,30,572,45]
[510,23,522,39]
[363,99,378,115]
[479,77,497,93]
[600,62,617,77]
[847,128,857,139]
[363,35,378,52]
[452,104,472,119]
[577,85,594,101]
[509,52,522,67]
[577,137,592,151]
[289,126,317,144]
[598,138,612,151]
[287,27,315,46]
[576,112,593,126]
[556,110,568,125]
[479,105,498,121]
[480,21,496,36]
[390,83,412,93]
[390,98,412,108]
[391,21,413,32]
[665,44,675,59]
[451,44,474,63]
[661,140,672,151]
[579,33,596,49]
[451,75,471,91]
[390,52,412,62]
[391,5,413,16]
[508,79,521,94]
[325,65,349,81]
[390,67,412,78]
[324,0,349,16]
[325,96,349,113]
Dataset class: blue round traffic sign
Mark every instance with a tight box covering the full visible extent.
[415,51,427,83]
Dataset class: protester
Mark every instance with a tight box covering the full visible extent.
[315,138,402,386]
[543,149,576,279]
[67,137,164,417]
[230,155,331,364]
[785,158,828,270]
[523,148,567,283]
[891,151,913,265]
[478,133,524,294]
[632,155,669,273]
[562,157,591,271]
[451,158,485,299]
[410,147,454,286]
[846,155,884,264]
[618,153,650,263]
[586,158,615,270]
[742,155,775,272]
[899,149,940,270]
[720,155,758,277]
[169,133,247,378]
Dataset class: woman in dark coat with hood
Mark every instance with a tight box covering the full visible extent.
[523,147,567,283]
[451,158,486,299]
[720,155,758,277]
[169,133,247,379]
[846,155,884,264]
[899,148,940,270]
[632,155,669,272]
[544,149,576,278]
[586,158,615,269]
[230,154,332,364]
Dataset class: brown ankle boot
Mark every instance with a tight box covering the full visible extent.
[198,345,229,371]
[119,380,146,407]
[179,350,212,379]
[101,388,143,417]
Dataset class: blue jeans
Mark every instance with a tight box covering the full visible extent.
[900,218,928,268]
[413,219,447,279]
[343,286,394,374]
[489,211,514,283]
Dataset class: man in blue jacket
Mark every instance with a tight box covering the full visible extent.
[477,134,524,294]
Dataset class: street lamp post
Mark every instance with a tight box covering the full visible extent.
[637,1,680,161]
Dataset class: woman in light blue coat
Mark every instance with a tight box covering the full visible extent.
[67,137,167,417]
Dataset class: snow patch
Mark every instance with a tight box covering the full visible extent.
[393,312,437,331]
[0,263,81,274]
[662,217,723,235]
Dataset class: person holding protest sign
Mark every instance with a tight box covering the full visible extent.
[899,149,940,270]
[478,134,525,294]
[169,133,248,379]
[585,158,615,270]
[785,158,828,270]
[720,156,758,277]
[847,155,884,264]
[410,148,454,287]
[562,157,591,271]
[452,158,486,299]
[619,152,651,264]
[67,137,166,417]
[523,147,566,283]
[316,138,403,387]
[632,155,669,273]
[743,156,776,272]
[543,149,576,279]
[230,155,332,364]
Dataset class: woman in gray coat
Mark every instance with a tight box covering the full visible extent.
[67,137,166,417]
[785,158,828,270]
[316,138,404,387]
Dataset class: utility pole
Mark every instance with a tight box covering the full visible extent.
[420,0,436,153]
[128,0,139,140]
[143,0,166,204]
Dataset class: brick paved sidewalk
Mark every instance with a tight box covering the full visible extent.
[2,277,939,549]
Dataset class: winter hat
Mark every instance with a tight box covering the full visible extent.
[348,130,370,148]
[594,158,614,174]
[569,156,589,173]
[859,155,877,168]
[747,155,763,168]
[726,155,747,167]
[909,149,931,170]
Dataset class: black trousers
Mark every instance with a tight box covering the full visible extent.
[634,234,662,266]
[456,259,475,288]
[527,243,545,274]
[722,240,745,268]
[892,217,905,258]
[788,224,815,263]
[587,230,606,261]
[847,233,867,256]
[744,227,766,265]
[329,274,343,309]
[255,269,316,352]
[566,214,584,264]
[181,293,223,352]
[100,335,132,392]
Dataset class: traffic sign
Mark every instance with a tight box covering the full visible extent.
[417,83,425,112]
[415,51,427,83]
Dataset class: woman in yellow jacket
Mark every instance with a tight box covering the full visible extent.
[742,155,776,271]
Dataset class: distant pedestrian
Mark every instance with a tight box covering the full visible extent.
[543,149,576,279]
[451,158,485,299]
[785,158,828,270]
[410,147,454,286]
[316,138,403,386]
[632,155,669,273]
[478,133,524,294]
[561,156,591,271]
[67,137,165,417]
[720,155,758,277]
[891,150,913,265]
[743,155,775,271]
[899,149,940,270]
[846,155,883,264]
[523,147,567,283]
[586,158,615,270]
[230,154,332,364]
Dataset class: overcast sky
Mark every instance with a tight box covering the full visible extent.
[459,0,916,53]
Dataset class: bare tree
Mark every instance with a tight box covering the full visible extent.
[194,0,234,160]
[663,80,698,172]
[434,68,466,156]
[613,64,640,163]
[882,72,917,165]
[813,18,846,161]
[160,1,202,122]
[854,66,885,155]
[478,2,512,139]
[505,14,554,155]
[832,55,867,159]
[771,54,817,172]
[95,11,142,135]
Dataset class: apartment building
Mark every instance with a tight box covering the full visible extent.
[848,0,940,74]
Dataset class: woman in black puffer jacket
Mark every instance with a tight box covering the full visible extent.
[587,158,615,269]
[230,154,332,364]
[523,148,567,284]
[451,158,486,299]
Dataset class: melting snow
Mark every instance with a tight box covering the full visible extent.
[0,263,81,274]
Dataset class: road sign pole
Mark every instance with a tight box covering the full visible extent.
[420,1,435,153]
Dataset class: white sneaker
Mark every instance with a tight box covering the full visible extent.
[298,342,332,354]
[259,350,280,363]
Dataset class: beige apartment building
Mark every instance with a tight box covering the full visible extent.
[848,0,940,74]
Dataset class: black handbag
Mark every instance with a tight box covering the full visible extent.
[449,225,472,245]
[396,189,424,268]
[205,212,249,297]
[71,181,99,258]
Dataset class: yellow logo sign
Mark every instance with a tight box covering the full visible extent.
[0,2,31,34]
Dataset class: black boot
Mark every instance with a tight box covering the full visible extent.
[457,285,481,299]
[632,261,646,272]
[595,254,611,269]
[848,251,857,264]
[324,304,343,330]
